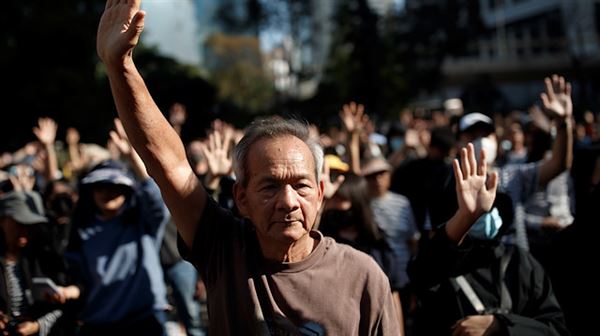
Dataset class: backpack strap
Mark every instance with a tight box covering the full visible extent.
[450,275,486,314]
[498,246,514,312]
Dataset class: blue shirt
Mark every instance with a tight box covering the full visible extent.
[71,179,169,325]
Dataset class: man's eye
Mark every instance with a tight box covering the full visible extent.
[295,183,311,190]
[260,185,277,192]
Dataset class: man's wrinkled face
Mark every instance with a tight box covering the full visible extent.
[234,136,324,246]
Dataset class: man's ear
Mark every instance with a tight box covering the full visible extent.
[317,179,325,206]
[233,183,249,218]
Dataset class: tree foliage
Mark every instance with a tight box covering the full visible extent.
[205,33,274,114]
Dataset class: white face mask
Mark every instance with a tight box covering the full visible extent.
[472,136,497,164]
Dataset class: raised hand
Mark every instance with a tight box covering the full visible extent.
[201,130,233,179]
[110,118,149,179]
[66,127,80,145]
[97,0,145,66]
[109,118,133,157]
[16,321,40,336]
[322,159,345,200]
[33,117,57,146]
[340,102,369,134]
[169,103,187,126]
[540,74,572,121]
[453,143,498,227]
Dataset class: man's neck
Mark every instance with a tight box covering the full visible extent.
[259,233,317,263]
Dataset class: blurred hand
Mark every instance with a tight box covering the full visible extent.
[195,280,207,301]
[48,285,81,304]
[452,315,499,336]
[453,144,498,223]
[97,0,145,66]
[16,321,39,336]
[169,103,187,126]
[66,127,80,145]
[541,216,563,231]
[8,165,35,192]
[33,117,58,146]
[540,74,572,121]
[340,102,369,134]
[0,310,8,331]
[322,160,345,200]
[201,130,232,178]
[109,118,133,157]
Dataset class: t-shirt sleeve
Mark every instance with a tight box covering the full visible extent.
[177,194,243,283]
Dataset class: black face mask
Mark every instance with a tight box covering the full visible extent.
[49,193,74,219]
[320,209,356,232]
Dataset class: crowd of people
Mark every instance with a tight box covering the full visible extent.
[1,1,600,335]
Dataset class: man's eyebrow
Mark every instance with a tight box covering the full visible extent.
[255,174,314,184]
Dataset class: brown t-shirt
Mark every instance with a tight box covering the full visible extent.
[179,197,401,335]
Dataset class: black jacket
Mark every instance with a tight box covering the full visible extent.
[408,228,570,336]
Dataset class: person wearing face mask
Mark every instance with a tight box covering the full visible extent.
[454,75,573,251]
[408,144,569,336]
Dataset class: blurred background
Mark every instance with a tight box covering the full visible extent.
[2,0,600,152]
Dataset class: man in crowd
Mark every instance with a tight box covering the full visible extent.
[95,0,502,334]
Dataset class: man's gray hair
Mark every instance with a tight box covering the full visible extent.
[233,117,324,186]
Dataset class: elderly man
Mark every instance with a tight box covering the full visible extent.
[95,1,496,334]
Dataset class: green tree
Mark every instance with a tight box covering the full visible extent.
[205,33,275,114]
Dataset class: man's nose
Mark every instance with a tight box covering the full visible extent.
[276,185,300,211]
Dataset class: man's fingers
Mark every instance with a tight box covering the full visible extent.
[460,147,470,177]
[540,92,550,110]
[467,143,477,176]
[129,0,142,10]
[109,130,121,147]
[544,77,555,100]
[478,148,487,176]
[486,171,498,193]
[453,158,464,182]
[127,10,145,43]
[114,118,128,139]
[333,175,345,188]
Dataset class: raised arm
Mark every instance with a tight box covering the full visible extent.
[32,117,60,181]
[445,143,498,244]
[538,74,573,186]
[96,0,204,248]
[339,102,368,175]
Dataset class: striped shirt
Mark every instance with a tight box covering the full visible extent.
[371,192,419,288]
[2,260,62,336]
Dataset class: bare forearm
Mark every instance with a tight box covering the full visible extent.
[539,118,573,186]
[67,143,81,170]
[445,209,478,245]
[44,143,59,181]
[106,60,186,175]
[348,132,361,175]
[105,59,205,247]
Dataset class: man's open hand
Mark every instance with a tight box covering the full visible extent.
[97,0,145,66]
[453,143,498,223]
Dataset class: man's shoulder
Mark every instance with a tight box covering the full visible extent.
[324,238,391,285]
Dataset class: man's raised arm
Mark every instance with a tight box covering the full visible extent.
[96,0,205,248]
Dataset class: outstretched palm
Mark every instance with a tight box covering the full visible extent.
[453,144,498,221]
[201,130,232,178]
[540,74,572,120]
[97,0,145,65]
